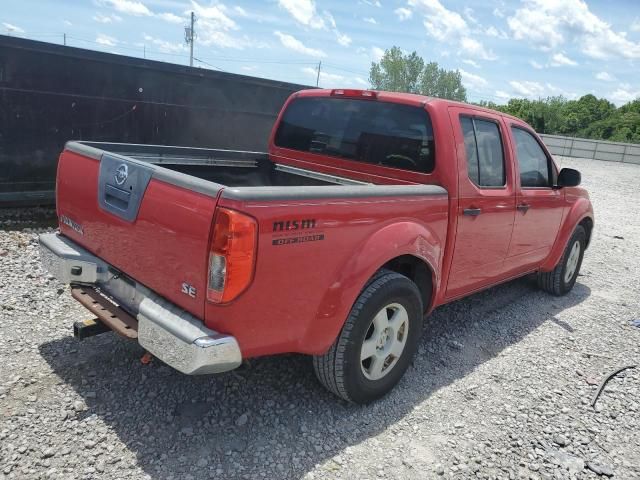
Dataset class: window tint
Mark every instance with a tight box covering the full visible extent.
[460,117,505,187]
[274,97,435,173]
[512,128,550,187]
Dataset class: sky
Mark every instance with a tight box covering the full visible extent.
[2,0,640,105]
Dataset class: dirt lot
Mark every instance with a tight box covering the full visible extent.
[1,156,639,480]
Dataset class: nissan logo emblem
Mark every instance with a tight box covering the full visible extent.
[115,164,129,186]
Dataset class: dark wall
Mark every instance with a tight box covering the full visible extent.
[0,35,309,205]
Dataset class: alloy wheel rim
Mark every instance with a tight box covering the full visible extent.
[360,303,409,381]
[564,240,581,283]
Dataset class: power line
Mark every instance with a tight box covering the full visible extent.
[193,56,222,71]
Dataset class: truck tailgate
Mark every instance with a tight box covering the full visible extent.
[56,145,221,319]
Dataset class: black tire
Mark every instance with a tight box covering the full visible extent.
[538,225,586,296]
[313,269,423,404]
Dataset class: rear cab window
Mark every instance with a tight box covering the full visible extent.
[274,97,435,173]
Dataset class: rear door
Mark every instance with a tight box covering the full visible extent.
[56,147,221,319]
[445,108,516,299]
[506,126,564,268]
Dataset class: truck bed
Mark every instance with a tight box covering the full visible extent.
[77,141,367,188]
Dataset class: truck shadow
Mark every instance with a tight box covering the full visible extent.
[38,277,590,479]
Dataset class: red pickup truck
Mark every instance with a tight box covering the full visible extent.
[40,89,594,404]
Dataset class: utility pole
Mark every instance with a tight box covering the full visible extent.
[185,12,196,67]
[63,33,66,46]
[316,61,321,87]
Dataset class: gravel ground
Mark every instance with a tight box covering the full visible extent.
[1,156,639,480]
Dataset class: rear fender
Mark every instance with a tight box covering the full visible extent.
[300,221,443,354]
[541,195,593,271]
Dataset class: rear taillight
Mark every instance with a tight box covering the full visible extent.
[207,208,257,303]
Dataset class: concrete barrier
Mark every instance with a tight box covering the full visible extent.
[540,134,640,165]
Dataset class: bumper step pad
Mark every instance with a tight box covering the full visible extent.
[71,286,138,339]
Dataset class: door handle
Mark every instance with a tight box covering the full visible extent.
[463,208,482,216]
[517,203,530,213]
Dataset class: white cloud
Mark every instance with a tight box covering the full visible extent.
[609,84,640,105]
[63,20,73,27]
[411,0,467,42]
[495,90,511,100]
[354,77,368,87]
[93,13,122,23]
[371,46,385,61]
[507,0,640,59]
[596,71,615,82]
[190,1,256,50]
[631,18,640,32]
[234,6,248,17]
[302,66,344,86]
[509,80,545,98]
[485,25,508,39]
[275,31,326,57]
[529,60,544,69]
[278,0,325,29]
[364,17,377,25]
[157,12,183,24]
[460,36,497,61]
[142,34,185,53]
[336,33,352,47]
[324,12,351,47]
[462,59,480,68]
[463,7,478,25]
[550,52,578,67]
[2,22,24,34]
[96,33,117,47]
[409,0,496,61]
[101,0,151,16]
[493,7,504,19]
[360,0,382,7]
[460,69,488,89]
[191,1,236,30]
[395,7,412,21]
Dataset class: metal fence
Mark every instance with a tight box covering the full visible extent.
[540,134,640,165]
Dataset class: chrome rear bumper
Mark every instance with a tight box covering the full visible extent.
[39,233,242,375]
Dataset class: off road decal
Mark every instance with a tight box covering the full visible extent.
[272,234,324,246]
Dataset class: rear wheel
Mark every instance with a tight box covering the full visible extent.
[538,225,586,296]
[313,270,423,404]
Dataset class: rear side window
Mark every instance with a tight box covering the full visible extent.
[274,97,435,173]
[511,127,550,187]
[460,117,505,187]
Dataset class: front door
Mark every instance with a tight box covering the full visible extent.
[445,108,516,299]
[507,126,564,269]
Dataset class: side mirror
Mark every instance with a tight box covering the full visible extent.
[557,168,581,188]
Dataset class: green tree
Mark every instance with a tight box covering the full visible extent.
[369,47,467,101]
[483,94,640,143]
[369,47,424,94]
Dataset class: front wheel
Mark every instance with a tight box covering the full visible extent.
[313,270,423,404]
[538,225,586,296]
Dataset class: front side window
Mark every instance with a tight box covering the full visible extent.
[274,97,435,173]
[460,116,505,187]
[512,127,551,187]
